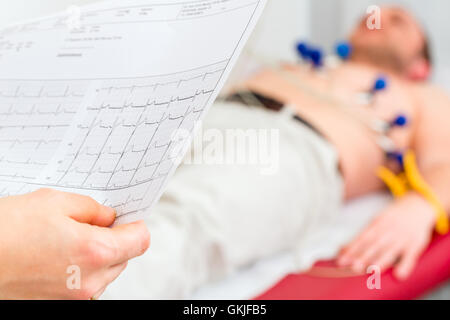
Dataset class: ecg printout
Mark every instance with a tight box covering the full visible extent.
[0,0,266,224]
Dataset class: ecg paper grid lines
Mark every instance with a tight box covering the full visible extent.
[47,61,226,195]
[0,0,266,223]
[0,81,88,183]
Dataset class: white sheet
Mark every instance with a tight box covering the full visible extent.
[190,192,391,300]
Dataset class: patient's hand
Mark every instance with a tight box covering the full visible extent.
[337,193,436,280]
[0,189,150,299]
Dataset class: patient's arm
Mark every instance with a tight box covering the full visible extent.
[337,193,435,279]
[412,85,450,212]
[337,85,450,280]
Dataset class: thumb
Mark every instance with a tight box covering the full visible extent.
[95,221,151,265]
[44,190,116,227]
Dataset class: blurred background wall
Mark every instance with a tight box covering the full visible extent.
[0,0,448,89]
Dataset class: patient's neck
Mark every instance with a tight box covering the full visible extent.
[348,55,404,81]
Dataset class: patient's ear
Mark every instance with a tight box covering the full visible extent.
[406,58,430,81]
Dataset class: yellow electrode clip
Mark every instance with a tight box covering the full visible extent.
[377,150,449,235]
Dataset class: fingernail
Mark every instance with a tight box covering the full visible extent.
[352,261,365,273]
[395,269,407,281]
[103,205,116,218]
[338,257,349,266]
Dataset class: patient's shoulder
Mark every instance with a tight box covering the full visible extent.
[409,82,450,108]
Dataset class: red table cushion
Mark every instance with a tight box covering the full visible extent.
[256,234,450,300]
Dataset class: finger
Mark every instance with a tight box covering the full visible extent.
[338,228,378,266]
[58,192,116,227]
[94,221,150,265]
[394,241,427,280]
[92,262,128,299]
[356,234,393,268]
[372,242,404,272]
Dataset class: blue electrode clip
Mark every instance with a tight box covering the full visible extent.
[379,114,409,133]
[360,76,389,106]
[391,115,408,128]
[382,115,409,166]
[336,42,353,60]
[373,76,388,93]
[295,41,323,68]
[309,49,323,68]
[296,42,310,60]
[386,151,405,168]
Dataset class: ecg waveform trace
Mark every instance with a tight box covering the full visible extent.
[0,80,88,182]
[0,61,227,219]
[50,63,224,190]
[0,0,265,223]
[6,61,224,220]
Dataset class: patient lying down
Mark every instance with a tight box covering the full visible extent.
[104,7,450,299]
